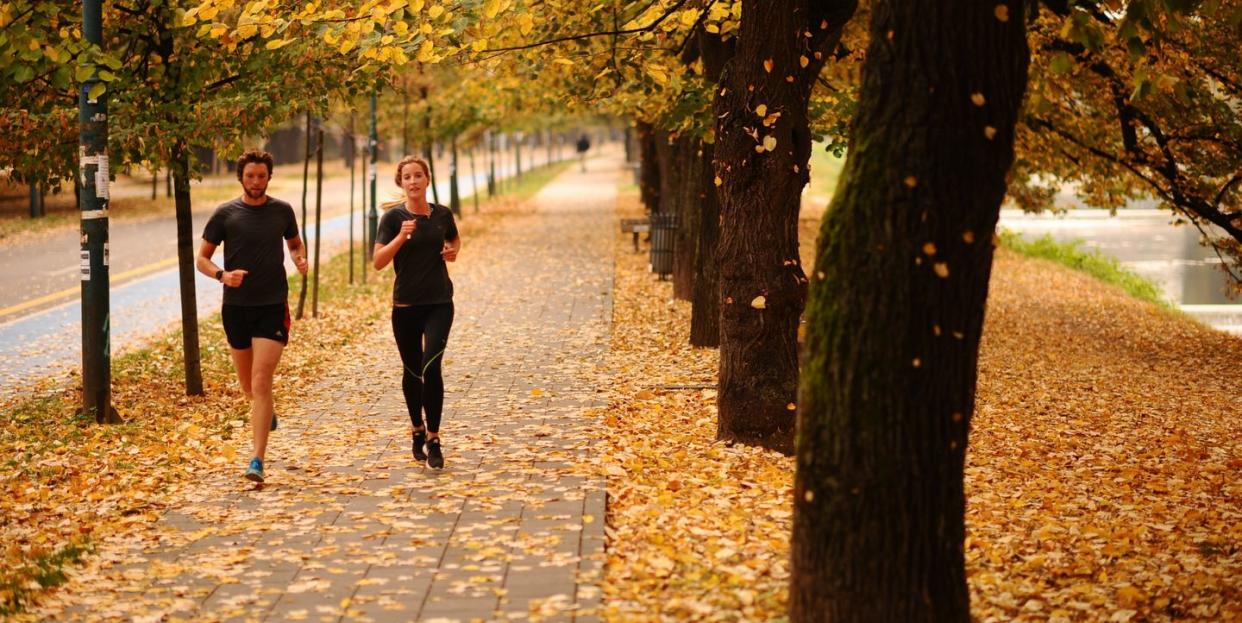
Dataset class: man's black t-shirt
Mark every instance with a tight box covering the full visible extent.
[376,204,458,305]
[202,197,299,306]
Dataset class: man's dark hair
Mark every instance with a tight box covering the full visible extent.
[235,149,275,181]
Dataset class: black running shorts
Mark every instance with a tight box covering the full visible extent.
[221,303,290,349]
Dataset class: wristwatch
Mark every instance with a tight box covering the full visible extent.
[215,269,224,282]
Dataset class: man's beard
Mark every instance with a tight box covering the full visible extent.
[244,187,266,199]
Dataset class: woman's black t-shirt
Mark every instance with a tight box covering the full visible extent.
[376,204,458,305]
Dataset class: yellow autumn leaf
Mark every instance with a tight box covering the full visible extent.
[265,38,290,49]
[518,12,534,36]
[762,135,777,151]
[483,0,501,18]
[751,295,766,309]
[763,58,773,73]
[428,4,444,18]
[408,0,424,10]
[416,38,434,61]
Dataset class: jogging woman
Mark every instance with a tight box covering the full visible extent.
[373,155,461,469]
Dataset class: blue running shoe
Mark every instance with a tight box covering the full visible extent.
[270,413,278,431]
[245,457,265,483]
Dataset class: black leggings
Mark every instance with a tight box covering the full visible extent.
[391,303,454,433]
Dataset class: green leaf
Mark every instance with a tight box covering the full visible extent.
[51,66,70,90]
[75,64,94,82]
[98,69,117,82]
[1049,52,1074,75]
[87,81,106,101]
[13,65,34,83]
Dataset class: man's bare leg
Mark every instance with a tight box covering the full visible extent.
[230,347,254,399]
[249,337,284,460]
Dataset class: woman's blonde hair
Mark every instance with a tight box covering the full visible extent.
[394,155,431,187]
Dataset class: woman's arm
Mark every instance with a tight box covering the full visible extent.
[374,218,417,270]
[442,236,461,262]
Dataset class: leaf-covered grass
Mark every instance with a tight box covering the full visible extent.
[997,229,1171,307]
[0,543,91,617]
[511,160,575,202]
[0,164,565,616]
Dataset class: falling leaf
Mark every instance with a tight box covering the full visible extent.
[994,4,1010,21]
[751,295,766,309]
[971,92,986,106]
[934,262,949,278]
[762,136,778,152]
[763,58,774,73]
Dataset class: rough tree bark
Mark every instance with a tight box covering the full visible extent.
[689,29,734,348]
[712,0,856,453]
[791,0,1029,620]
[637,121,661,214]
[171,140,203,396]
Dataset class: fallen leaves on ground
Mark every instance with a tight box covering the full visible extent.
[598,201,1241,622]
[0,194,519,617]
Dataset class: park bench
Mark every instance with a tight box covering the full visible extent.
[620,217,650,252]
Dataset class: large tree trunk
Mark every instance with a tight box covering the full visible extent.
[671,136,700,301]
[172,141,203,396]
[712,0,855,453]
[689,29,734,348]
[637,121,660,214]
[689,139,721,347]
[791,0,1029,620]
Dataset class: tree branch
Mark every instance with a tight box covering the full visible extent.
[478,0,691,56]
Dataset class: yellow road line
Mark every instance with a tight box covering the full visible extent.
[0,256,181,321]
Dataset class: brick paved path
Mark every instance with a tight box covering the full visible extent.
[37,153,620,623]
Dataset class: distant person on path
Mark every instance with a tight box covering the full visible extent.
[374,155,461,469]
[576,133,591,172]
[196,149,308,483]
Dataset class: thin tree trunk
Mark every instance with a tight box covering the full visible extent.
[469,141,480,213]
[449,135,461,216]
[171,141,203,395]
[29,183,43,218]
[791,0,1029,620]
[312,128,324,318]
[348,119,355,285]
[711,0,856,453]
[487,132,497,197]
[151,166,158,200]
[296,113,311,320]
[361,135,368,284]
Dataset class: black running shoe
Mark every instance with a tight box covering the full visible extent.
[412,429,428,462]
[426,438,444,469]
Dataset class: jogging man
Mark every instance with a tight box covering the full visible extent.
[197,149,308,483]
